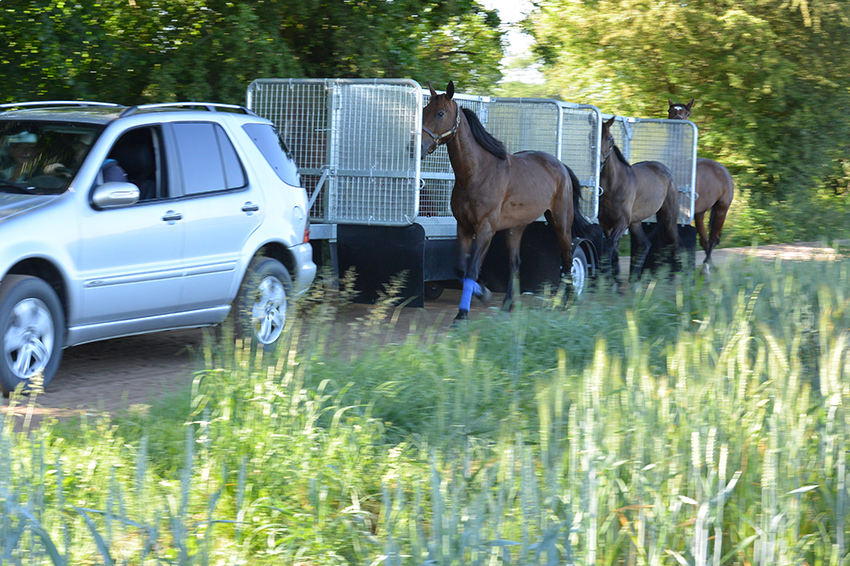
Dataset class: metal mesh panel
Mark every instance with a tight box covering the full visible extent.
[328,82,421,224]
[559,104,601,222]
[418,93,491,220]
[610,117,697,224]
[247,78,422,225]
[246,79,331,221]
[486,101,560,155]
[419,178,454,218]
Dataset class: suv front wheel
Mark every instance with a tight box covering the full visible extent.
[232,257,293,351]
[0,275,64,395]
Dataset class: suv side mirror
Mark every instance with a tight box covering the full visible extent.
[91,182,140,210]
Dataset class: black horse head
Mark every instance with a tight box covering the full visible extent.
[668,98,694,120]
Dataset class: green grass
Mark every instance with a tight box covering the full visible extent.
[2,249,849,565]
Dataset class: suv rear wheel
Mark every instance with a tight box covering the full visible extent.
[0,275,64,395]
[231,257,293,351]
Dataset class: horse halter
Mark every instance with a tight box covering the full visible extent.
[422,99,461,155]
[600,135,614,167]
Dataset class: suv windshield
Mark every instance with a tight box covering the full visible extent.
[0,121,103,194]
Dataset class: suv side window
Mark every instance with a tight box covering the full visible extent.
[242,123,300,187]
[107,126,164,200]
[173,122,247,196]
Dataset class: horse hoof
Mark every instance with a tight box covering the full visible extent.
[476,285,492,306]
[451,310,469,328]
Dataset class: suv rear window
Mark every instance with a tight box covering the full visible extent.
[243,123,300,187]
[173,122,247,196]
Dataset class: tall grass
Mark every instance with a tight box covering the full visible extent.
[2,247,848,564]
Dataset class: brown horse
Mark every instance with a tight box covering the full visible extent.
[421,81,591,320]
[598,115,680,282]
[668,98,735,275]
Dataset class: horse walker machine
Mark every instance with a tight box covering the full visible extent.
[246,79,697,306]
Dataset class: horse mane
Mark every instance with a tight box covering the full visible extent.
[611,144,629,166]
[462,107,508,160]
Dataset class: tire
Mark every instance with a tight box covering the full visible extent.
[231,257,293,351]
[0,275,64,395]
[424,283,444,300]
[570,246,589,296]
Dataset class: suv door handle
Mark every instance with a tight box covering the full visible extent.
[241,202,260,214]
[162,211,183,223]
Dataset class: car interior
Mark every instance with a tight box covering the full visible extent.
[107,127,161,200]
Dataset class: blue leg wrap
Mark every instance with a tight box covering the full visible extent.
[459,277,482,312]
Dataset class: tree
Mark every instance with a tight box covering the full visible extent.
[530,0,850,242]
[0,0,504,105]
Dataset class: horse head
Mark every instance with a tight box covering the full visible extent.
[421,81,460,159]
[668,98,694,120]
[600,115,617,165]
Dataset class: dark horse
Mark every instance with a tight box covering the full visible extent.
[421,81,591,320]
[668,98,735,276]
[598,115,680,282]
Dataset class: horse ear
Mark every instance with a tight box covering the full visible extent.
[604,116,616,128]
[446,81,455,99]
[429,82,437,97]
[668,98,674,107]
[687,98,694,110]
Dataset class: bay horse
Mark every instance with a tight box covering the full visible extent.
[668,98,735,276]
[598,115,680,282]
[421,81,592,321]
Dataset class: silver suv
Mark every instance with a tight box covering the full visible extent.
[0,101,316,394]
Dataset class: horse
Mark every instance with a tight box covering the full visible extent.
[421,81,592,321]
[598,115,680,283]
[668,98,735,276]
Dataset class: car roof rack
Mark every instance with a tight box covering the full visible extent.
[119,102,258,118]
[0,101,125,112]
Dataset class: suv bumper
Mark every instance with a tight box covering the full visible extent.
[290,242,317,297]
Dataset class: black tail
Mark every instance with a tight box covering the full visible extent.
[567,165,593,238]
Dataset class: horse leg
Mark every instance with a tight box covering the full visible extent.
[501,226,526,312]
[455,223,495,321]
[605,221,629,287]
[694,211,709,262]
[655,195,681,277]
[706,202,729,265]
[454,227,475,321]
[628,222,653,282]
[456,227,474,280]
[547,210,577,295]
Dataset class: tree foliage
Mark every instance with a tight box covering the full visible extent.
[530,0,850,242]
[0,0,503,105]
[1,0,846,243]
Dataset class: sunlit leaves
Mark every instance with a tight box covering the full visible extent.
[0,0,505,104]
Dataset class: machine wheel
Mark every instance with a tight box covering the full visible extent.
[231,257,293,351]
[570,246,590,296]
[0,275,64,395]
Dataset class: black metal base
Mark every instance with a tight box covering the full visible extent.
[335,221,606,306]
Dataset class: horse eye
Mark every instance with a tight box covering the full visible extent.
[437,110,445,118]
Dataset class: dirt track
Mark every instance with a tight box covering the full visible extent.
[2,241,845,426]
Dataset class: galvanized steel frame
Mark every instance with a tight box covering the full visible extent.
[246,78,696,233]
[247,78,423,227]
